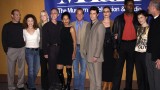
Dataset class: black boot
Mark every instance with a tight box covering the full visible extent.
[57,69,65,90]
[66,68,72,90]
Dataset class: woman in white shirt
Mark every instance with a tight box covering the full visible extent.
[23,14,40,90]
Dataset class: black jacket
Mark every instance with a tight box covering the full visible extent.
[147,15,160,61]
[112,13,139,50]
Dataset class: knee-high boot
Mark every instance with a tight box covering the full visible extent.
[57,69,65,90]
[66,68,72,90]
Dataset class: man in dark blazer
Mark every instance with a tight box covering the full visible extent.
[146,0,160,90]
[112,0,138,90]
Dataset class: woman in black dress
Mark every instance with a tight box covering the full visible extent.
[102,6,116,90]
[57,12,76,90]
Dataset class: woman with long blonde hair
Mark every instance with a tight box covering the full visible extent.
[39,10,49,90]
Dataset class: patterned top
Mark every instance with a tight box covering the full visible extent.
[135,26,149,52]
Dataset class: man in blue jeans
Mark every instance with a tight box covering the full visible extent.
[71,8,89,90]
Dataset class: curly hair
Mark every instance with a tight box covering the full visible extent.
[23,14,38,29]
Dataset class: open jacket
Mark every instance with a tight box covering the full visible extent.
[112,13,139,50]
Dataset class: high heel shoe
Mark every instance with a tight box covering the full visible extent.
[107,82,113,90]
[102,82,108,90]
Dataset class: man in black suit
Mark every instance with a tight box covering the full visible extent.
[146,0,160,90]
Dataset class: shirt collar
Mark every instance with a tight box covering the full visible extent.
[76,20,83,25]
[154,15,159,19]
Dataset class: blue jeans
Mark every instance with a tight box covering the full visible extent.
[73,45,87,90]
[25,48,40,89]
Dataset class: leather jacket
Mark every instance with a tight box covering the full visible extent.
[112,13,139,50]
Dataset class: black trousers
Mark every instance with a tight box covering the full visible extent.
[135,52,149,90]
[48,45,60,88]
[40,49,49,90]
[112,41,135,90]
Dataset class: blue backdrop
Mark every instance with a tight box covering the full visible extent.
[45,0,150,22]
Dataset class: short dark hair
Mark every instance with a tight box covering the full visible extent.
[61,12,71,20]
[137,10,148,17]
[124,0,134,5]
[11,9,19,15]
[51,8,59,14]
[23,14,38,29]
[76,8,84,14]
[137,10,149,24]
[89,6,99,14]
[103,6,112,12]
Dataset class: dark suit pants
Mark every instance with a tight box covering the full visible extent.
[40,49,49,90]
[135,52,149,90]
[112,41,135,90]
[48,45,60,88]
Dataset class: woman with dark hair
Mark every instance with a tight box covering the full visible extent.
[134,10,149,90]
[57,12,76,90]
[102,6,116,90]
[23,14,40,90]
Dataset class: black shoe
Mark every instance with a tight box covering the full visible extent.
[42,88,48,90]
[66,68,72,90]
[18,87,25,90]
[25,82,29,89]
[31,88,36,90]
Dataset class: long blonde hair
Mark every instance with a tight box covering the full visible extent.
[40,10,49,26]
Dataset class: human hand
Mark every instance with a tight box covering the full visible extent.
[114,34,118,39]
[113,49,119,60]
[72,52,76,60]
[92,57,98,63]
[155,59,160,69]
[44,55,48,59]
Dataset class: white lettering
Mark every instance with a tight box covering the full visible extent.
[134,6,142,11]
[58,0,142,4]
[83,8,88,12]
[111,6,120,12]
[68,8,76,13]
[58,0,65,4]
[57,8,67,13]
[75,0,85,3]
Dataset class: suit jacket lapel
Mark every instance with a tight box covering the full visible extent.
[91,20,99,30]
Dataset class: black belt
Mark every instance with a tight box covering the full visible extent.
[26,48,39,51]
[77,44,80,47]
[121,39,136,42]
[50,43,60,46]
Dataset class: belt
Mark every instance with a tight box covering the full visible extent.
[121,39,136,42]
[26,48,39,51]
[77,44,80,47]
[50,43,60,46]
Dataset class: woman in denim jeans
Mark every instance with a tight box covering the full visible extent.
[23,14,40,90]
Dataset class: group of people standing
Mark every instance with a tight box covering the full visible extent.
[112,0,160,90]
[2,0,160,90]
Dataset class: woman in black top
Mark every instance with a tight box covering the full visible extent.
[57,12,76,90]
[102,6,116,90]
